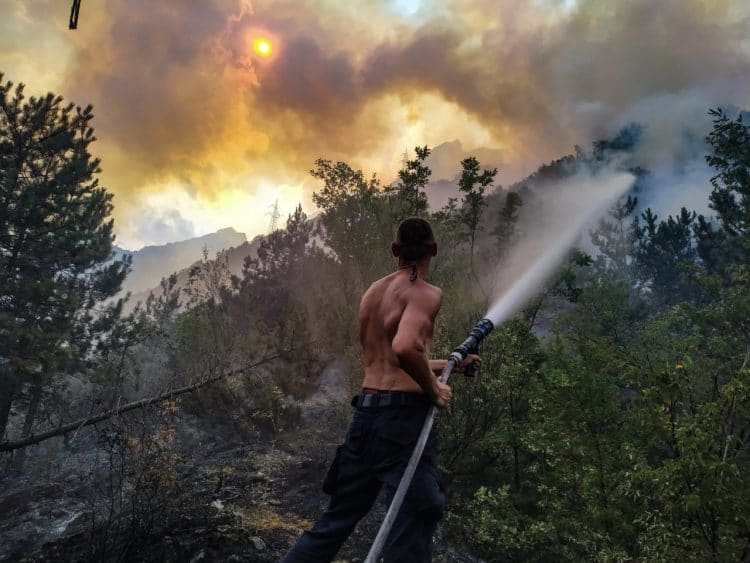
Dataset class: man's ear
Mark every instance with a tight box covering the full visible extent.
[391,242,400,257]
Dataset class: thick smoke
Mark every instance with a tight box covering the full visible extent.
[1,0,748,245]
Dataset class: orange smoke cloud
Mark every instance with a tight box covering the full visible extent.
[1,0,749,246]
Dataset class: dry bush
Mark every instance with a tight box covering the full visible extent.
[84,400,182,561]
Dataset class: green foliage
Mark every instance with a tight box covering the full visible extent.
[705,109,750,239]
[238,205,316,351]
[633,207,703,306]
[458,156,497,253]
[449,271,748,560]
[696,108,750,272]
[310,159,391,283]
[451,485,554,560]
[439,319,544,482]
[492,190,522,253]
[442,111,750,561]
[393,145,432,218]
[0,74,129,440]
[590,194,638,277]
[456,156,497,297]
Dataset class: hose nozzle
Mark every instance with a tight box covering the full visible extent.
[448,318,494,372]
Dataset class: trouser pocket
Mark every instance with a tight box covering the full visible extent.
[322,420,370,495]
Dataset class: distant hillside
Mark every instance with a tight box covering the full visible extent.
[125,234,265,311]
[115,227,248,296]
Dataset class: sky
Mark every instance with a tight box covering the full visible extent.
[1,0,749,249]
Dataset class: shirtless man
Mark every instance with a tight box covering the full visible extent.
[282,217,478,563]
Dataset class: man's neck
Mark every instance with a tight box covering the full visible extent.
[397,259,430,280]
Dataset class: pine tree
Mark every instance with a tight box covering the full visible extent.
[0,75,128,442]
[695,108,750,272]
[590,195,638,277]
[238,205,315,349]
[633,207,701,306]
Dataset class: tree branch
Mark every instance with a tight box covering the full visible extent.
[0,351,282,453]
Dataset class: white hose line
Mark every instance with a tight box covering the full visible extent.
[364,359,457,563]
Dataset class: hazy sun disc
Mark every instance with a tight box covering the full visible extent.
[253,38,272,57]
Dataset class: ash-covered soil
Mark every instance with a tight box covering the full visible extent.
[1,399,483,563]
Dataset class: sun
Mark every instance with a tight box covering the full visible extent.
[253,38,273,57]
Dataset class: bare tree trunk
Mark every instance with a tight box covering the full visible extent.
[20,385,42,437]
[0,390,14,441]
[13,384,42,471]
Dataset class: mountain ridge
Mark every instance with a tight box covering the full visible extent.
[115,227,248,297]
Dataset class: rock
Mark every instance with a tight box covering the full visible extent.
[248,472,268,483]
[211,499,224,510]
[250,536,266,551]
[189,548,206,563]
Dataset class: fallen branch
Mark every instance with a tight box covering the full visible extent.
[0,351,282,453]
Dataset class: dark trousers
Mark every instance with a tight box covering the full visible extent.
[282,399,446,562]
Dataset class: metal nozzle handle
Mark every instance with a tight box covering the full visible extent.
[448,318,494,368]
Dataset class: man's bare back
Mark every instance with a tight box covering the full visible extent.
[358,267,452,407]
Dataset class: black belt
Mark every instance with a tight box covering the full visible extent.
[351,389,431,409]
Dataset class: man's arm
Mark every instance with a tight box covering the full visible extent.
[429,359,448,375]
[391,289,452,407]
[430,355,481,375]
